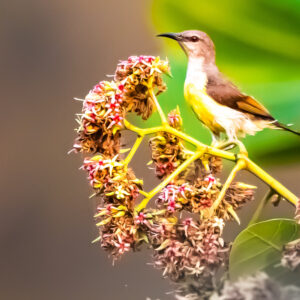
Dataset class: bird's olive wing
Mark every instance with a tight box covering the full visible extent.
[205,71,274,120]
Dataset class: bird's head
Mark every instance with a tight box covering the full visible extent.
[157,30,215,63]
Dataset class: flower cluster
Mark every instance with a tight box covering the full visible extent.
[174,275,216,300]
[85,155,142,257]
[150,108,189,179]
[220,182,255,220]
[150,217,228,282]
[73,81,124,156]
[156,178,254,221]
[73,56,170,156]
[210,272,300,300]
[72,54,258,295]
[97,207,169,259]
[115,55,169,119]
[150,108,223,181]
[281,238,300,271]
[157,180,216,213]
[71,56,170,258]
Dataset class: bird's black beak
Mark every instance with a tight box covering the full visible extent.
[157,32,187,56]
[157,32,181,41]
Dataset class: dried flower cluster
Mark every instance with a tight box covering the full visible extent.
[72,55,258,293]
[156,179,254,221]
[115,56,169,119]
[280,200,300,272]
[150,109,189,179]
[209,272,300,300]
[150,217,228,281]
[281,238,300,271]
[72,56,171,258]
[150,108,223,181]
[73,56,169,156]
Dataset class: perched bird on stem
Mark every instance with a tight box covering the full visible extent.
[158,30,299,144]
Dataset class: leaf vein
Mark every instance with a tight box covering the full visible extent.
[247,229,281,251]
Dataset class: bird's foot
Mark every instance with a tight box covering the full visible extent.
[212,140,248,156]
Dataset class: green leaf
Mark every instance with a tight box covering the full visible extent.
[229,218,300,284]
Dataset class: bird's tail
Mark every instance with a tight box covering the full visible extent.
[275,122,300,136]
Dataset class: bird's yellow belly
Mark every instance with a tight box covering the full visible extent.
[184,83,224,134]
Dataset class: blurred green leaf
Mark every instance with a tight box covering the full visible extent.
[151,0,300,162]
[229,219,300,284]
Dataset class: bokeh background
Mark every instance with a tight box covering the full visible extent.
[1,0,299,299]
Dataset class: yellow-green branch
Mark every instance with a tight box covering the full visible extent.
[245,157,298,206]
[122,85,298,213]
[135,150,204,212]
[124,120,235,161]
[124,135,144,166]
[149,88,168,125]
[248,188,275,226]
[210,159,246,215]
[124,119,298,210]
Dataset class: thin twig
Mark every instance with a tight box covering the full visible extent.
[248,189,275,226]
[135,150,205,212]
[124,135,144,166]
[209,159,246,216]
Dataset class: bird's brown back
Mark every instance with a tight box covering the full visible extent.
[204,64,275,121]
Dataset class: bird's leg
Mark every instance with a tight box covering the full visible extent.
[210,132,236,151]
[211,132,218,147]
[214,138,248,156]
[230,139,248,156]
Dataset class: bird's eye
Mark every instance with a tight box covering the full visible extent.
[191,36,199,42]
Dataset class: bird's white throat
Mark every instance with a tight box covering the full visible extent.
[185,57,207,90]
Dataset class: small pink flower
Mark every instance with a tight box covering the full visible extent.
[114,93,123,102]
[168,113,180,126]
[105,98,120,117]
[178,183,192,198]
[108,113,123,128]
[146,56,155,63]
[182,218,198,236]
[114,235,131,254]
[167,199,180,212]
[118,84,124,91]
[205,175,216,190]
[93,82,105,94]
[94,159,105,171]
[106,204,113,213]
[183,218,192,227]
[167,200,176,212]
[135,212,146,225]
[84,112,97,122]
[166,185,178,200]
[138,56,145,63]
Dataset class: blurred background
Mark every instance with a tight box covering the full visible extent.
[0,0,299,299]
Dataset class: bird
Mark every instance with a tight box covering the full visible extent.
[157,30,300,143]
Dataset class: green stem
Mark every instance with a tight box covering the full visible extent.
[248,189,275,226]
[244,157,298,206]
[124,120,236,161]
[149,88,168,125]
[123,119,298,208]
[124,135,144,166]
[210,159,246,215]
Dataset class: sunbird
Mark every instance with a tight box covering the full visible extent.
[158,30,300,143]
